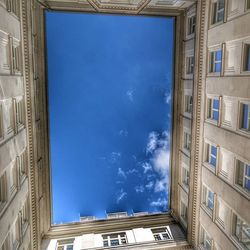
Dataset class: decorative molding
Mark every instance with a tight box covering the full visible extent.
[21,0,39,249]
[188,0,207,246]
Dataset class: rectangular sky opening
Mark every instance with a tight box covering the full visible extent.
[45,11,175,224]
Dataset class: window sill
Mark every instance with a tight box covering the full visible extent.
[207,72,221,77]
[203,162,216,174]
[209,20,224,30]
[205,118,218,126]
[236,128,250,138]
[201,204,213,219]
[233,184,250,200]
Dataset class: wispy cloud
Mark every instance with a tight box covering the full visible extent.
[145,181,154,189]
[164,92,172,104]
[119,129,128,137]
[116,189,127,204]
[126,168,138,175]
[135,185,145,193]
[150,197,168,208]
[126,89,134,102]
[110,152,121,164]
[141,162,152,174]
[154,177,168,192]
[118,168,127,179]
[146,132,159,154]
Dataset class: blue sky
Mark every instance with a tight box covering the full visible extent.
[46,12,174,224]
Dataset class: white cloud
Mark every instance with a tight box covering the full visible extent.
[126,89,134,102]
[145,181,154,189]
[154,178,168,192]
[110,152,121,163]
[151,149,170,176]
[164,92,172,104]
[150,197,168,208]
[126,169,138,175]
[135,185,144,193]
[141,162,152,174]
[116,189,127,204]
[146,132,158,154]
[118,168,127,179]
[119,130,128,137]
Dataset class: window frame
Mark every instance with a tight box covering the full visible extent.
[180,201,188,225]
[234,158,250,195]
[102,232,127,247]
[56,239,74,250]
[242,43,250,73]
[232,213,250,250]
[211,0,225,25]
[0,171,7,210]
[202,184,215,215]
[187,15,196,36]
[181,166,189,189]
[186,55,194,75]
[204,142,218,170]
[183,131,191,152]
[184,94,193,114]
[207,97,220,124]
[238,101,250,133]
[209,49,222,74]
[200,226,213,250]
[151,227,172,241]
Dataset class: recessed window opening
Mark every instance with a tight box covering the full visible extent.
[46,12,175,224]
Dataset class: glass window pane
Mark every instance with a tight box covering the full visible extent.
[246,165,250,177]
[213,99,219,109]
[66,246,73,250]
[215,50,222,61]
[215,62,221,72]
[247,45,250,71]
[242,104,249,129]
[110,239,119,246]
[211,146,217,157]
[218,0,224,10]
[213,110,219,121]
[245,179,250,191]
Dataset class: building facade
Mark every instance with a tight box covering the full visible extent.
[0,0,249,250]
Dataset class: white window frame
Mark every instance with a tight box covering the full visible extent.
[182,166,189,188]
[200,226,213,250]
[239,102,250,133]
[102,232,127,247]
[202,185,214,213]
[211,0,225,25]
[183,131,191,152]
[56,239,74,250]
[205,142,218,170]
[186,56,194,75]
[184,95,193,114]
[235,159,250,194]
[207,97,220,123]
[232,213,250,249]
[151,227,172,241]
[180,201,188,224]
[0,172,7,209]
[210,50,222,73]
[187,15,196,35]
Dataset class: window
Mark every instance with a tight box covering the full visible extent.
[6,0,20,18]
[0,172,7,206]
[18,150,27,182]
[202,185,214,211]
[184,95,193,114]
[0,103,3,139]
[151,227,171,241]
[187,16,196,35]
[233,214,250,249]
[207,98,220,122]
[200,226,212,250]
[11,218,20,250]
[1,234,10,250]
[10,162,18,195]
[186,56,194,74]
[247,0,250,10]
[56,239,74,250]
[205,143,217,168]
[20,198,29,235]
[15,98,25,130]
[182,166,189,188]
[183,132,191,151]
[212,0,224,24]
[243,44,250,71]
[239,103,250,132]
[102,233,127,247]
[180,201,188,223]
[235,159,250,193]
[210,50,222,73]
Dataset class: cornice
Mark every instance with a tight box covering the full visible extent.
[45,213,175,238]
